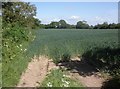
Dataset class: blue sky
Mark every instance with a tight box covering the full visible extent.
[31,2,118,25]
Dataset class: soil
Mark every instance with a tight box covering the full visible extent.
[17,56,106,88]
[17,56,57,87]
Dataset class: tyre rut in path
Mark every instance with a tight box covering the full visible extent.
[17,56,57,87]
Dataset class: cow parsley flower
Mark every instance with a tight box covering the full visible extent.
[19,44,22,47]
[47,82,52,87]
[24,49,27,51]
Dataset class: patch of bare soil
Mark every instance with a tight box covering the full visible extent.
[17,56,57,87]
[58,57,106,88]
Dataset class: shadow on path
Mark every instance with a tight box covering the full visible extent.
[58,58,99,77]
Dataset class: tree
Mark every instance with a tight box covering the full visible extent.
[67,24,76,29]
[116,23,120,29]
[2,2,36,28]
[100,22,109,29]
[49,21,59,28]
[76,20,89,29]
[94,22,117,29]
[32,18,41,29]
[59,20,67,28]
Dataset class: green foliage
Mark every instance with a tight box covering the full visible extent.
[94,22,120,29]
[28,29,119,87]
[2,24,34,87]
[45,19,120,29]
[82,47,120,75]
[40,69,83,88]
[59,20,68,28]
[27,29,118,65]
[0,63,2,87]
[2,2,36,27]
[2,1,37,87]
[45,20,70,29]
[76,21,89,29]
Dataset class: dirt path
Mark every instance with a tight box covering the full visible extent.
[59,57,106,87]
[17,56,57,87]
[70,71,104,87]
[17,56,105,87]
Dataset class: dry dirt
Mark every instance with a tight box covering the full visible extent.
[17,56,106,88]
[17,56,57,87]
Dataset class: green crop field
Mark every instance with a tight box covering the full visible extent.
[2,2,120,87]
[26,29,120,86]
[27,29,118,64]
[2,29,120,87]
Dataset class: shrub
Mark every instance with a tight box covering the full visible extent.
[2,23,34,86]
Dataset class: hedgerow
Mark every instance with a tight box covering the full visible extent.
[2,2,37,87]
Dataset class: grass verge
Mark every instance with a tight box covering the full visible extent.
[40,69,84,88]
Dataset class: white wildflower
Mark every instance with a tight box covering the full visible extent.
[47,82,52,87]
[17,45,19,48]
[65,81,70,85]
[24,49,27,51]
[21,49,23,51]
[19,44,22,47]
[62,78,65,82]
[62,78,70,85]
[5,45,8,48]
[63,83,69,87]
[63,74,66,77]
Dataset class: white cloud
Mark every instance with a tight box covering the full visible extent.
[94,16,104,23]
[95,16,104,21]
[70,16,80,20]
[52,18,60,22]
[66,16,81,24]
[40,18,51,24]
[87,16,117,25]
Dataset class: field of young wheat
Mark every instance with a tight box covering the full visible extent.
[3,29,119,87]
[27,29,118,64]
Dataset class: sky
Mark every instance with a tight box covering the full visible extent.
[30,2,118,25]
[22,0,119,2]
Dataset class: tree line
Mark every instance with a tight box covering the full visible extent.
[37,19,120,29]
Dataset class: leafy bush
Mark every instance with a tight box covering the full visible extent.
[2,23,34,87]
[2,1,41,87]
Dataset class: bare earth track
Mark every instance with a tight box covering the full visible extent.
[17,56,57,87]
[69,58,105,87]
[17,56,106,87]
